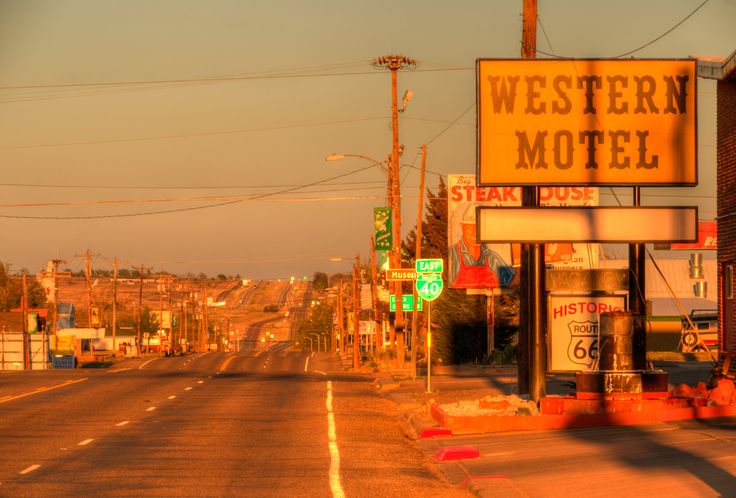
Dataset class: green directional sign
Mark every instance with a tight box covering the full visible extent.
[416,274,443,301]
[416,258,443,274]
[389,294,423,311]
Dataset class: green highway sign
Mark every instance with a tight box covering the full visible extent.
[416,258,443,274]
[389,294,423,312]
[416,274,443,301]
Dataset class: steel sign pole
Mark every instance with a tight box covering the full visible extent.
[629,187,647,369]
[426,300,432,393]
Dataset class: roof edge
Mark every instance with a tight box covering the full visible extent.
[696,48,736,80]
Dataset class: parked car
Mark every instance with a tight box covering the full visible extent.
[681,309,718,352]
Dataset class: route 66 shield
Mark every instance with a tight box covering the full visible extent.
[567,320,598,369]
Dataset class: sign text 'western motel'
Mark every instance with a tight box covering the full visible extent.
[477,59,696,185]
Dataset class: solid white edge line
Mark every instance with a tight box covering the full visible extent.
[139,358,156,370]
[326,381,345,498]
[19,464,40,475]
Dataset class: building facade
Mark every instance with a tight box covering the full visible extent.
[699,51,736,374]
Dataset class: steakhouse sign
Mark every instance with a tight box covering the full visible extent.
[477,59,697,186]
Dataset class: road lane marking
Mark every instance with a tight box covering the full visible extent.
[0,378,88,405]
[185,387,192,391]
[304,356,310,372]
[19,465,40,475]
[146,406,156,412]
[314,370,327,376]
[197,380,204,384]
[219,356,236,373]
[116,421,129,427]
[78,439,94,446]
[168,395,176,400]
[109,367,131,374]
[139,359,157,370]
[326,381,345,498]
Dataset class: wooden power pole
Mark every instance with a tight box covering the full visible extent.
[372,55,416,368]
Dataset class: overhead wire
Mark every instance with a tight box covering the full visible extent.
[0,163,379,220]
[535,0,710,59]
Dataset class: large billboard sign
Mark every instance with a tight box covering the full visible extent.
[477,59,697,186]
[448,174,599,289]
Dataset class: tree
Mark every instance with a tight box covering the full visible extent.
[402,177,497,364]
[312,272,329,291]
[297,302,333,351]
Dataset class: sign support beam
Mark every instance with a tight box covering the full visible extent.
[629,187,647,369]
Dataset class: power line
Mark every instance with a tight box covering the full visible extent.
[0,163,378,220]
[424,102,475,145]
[0,116,389,150]
[0,179,384,190]
[0,66,471,94]
[535,0,710,59]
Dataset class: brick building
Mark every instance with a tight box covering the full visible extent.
[699,50,736,375]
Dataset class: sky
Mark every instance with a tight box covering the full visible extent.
[0,0,733,279]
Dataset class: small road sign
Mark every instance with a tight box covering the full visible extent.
[416,259,443,274]
[385,268,417,281]
[389,294,423,311]
[416,274,443,301]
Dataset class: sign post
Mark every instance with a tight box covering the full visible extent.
[415,259,444,392]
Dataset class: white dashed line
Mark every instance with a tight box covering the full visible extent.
[19,465,40,475]
[197,380,204,384]
[185,387,192,391]
[78,439,94,446]
[116,421,129,427]
[304,356,310,372]
[168,395,176,400]
[146,406,157,412]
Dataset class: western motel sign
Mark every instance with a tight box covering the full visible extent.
[477,59,696,186]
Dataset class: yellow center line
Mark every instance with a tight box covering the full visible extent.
[0,378,88,404]
[109,367,131,374]
[219,355,237,373]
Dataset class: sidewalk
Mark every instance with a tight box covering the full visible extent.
[373,359,717,438]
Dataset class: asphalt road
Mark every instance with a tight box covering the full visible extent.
[0,352,471,497]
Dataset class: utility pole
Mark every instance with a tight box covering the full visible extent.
[50,258,64,337]
[352,253,361,368]
[179,280,185,353]
[112,257,118,356]
[22,272,29,370]
[370,235,380,354]
[337,282,345,355]
[77,249,100,328]
[411,144,427,380]
[134,265,149,356]
[372,54,416,368]
[519,0,546,402]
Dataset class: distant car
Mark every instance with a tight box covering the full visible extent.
[681,309,718,352]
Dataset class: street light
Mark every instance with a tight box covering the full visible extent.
[326,148,404,365]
